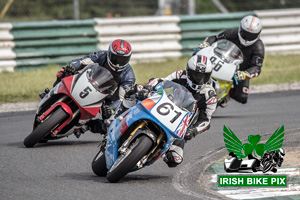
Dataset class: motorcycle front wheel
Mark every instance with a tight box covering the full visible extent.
[91,150,107,177]
[106,135,153,183]
[23,107,68,148]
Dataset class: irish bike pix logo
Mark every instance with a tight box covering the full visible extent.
[218,125,287,187]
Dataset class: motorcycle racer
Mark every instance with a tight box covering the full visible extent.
[198,15,265,107]
[40,39,136,133]
[107,52,217,167]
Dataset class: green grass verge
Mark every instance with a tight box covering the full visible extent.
[0,54,299,104]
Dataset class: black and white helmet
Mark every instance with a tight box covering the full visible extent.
[238,15,262,46]
[278,148,285,158]
[186,53,213,91]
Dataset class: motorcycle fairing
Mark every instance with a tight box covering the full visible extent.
[37,73,105,120]
[70,69,107,107]
[212,78,232,101]
[105,86,193,169]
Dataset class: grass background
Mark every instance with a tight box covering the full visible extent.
[0,54,300,104]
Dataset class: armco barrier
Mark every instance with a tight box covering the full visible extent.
[0,9,300,72]
[255,9,300,54]
[94,16,182,62]
[0,20,97,72]
[178,12,254,55]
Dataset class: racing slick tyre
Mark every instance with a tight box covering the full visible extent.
[92,150,107,177]
[23,107,68,148]
[106,135,153,183]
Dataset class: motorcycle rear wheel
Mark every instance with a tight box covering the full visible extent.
[91,150,107,177]
[106,135,153,183]
[23,107,68,148]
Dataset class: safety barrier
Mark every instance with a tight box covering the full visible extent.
[256,9,300,54]
[0,20,97,72]
[179,12,254,55]
[0,9,299,72]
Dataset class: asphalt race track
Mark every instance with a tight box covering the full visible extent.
[1,90,299,200]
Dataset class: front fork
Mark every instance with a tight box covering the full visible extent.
[118,120,164,168]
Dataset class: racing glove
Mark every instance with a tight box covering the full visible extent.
[234,70,251,81]
[198,41,210,49]
[124,84,143,99]
[184,127,197,141]
[184,121,210,141]
[136,85,153,101]
[146,78,164,88]
[56,68,65,78]
[101,105,112,120]
[64,64,77,76]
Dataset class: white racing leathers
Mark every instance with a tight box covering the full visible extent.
[150,70,217,167]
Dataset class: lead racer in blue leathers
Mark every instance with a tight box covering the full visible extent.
[106,52,217,167]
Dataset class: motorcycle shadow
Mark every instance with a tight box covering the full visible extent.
[62,172,170,184]
[9,140,101,148]
[212,115,248,119]
[115,173,170,183]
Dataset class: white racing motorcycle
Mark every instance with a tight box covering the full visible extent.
[24,63,117,147]
[196,39,244,106]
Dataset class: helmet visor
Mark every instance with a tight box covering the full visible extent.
[239,27,260,41]
[108,51,131,67]
[187,68,211,86]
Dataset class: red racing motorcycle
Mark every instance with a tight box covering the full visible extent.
[23,63,117,147]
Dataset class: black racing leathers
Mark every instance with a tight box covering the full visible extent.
[204,29,265,104]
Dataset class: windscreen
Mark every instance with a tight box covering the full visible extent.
[213,39,243,64]
[85,64,117,95]
[160,81,195,112]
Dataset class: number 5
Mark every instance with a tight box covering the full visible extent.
[79,86,92,98]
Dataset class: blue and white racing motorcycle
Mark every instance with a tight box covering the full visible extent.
[91,81,196,183]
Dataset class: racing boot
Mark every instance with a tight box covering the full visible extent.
[39,88,50,99]
[219,94,230,108]
[163,144,183,167]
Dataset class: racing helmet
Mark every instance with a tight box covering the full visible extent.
[238,16,262,46]
[278,148,285,158]
[186,53,213,90]
[107,39,132,72]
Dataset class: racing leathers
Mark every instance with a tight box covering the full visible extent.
[110,70,217,167]
[158,70,217,167]
[203,29,265,104]
[55,50,136,109]
[53,50,136,134]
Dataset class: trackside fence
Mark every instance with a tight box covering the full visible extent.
[0,8,299,72]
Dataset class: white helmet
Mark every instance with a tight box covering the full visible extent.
[278,148,285,158]
[238,15,262,46]
[186,53,213,90]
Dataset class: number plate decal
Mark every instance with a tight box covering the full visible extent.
[150,92,188,132]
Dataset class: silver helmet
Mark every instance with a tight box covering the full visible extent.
[238,15,262,46]
[186,53,213,91]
